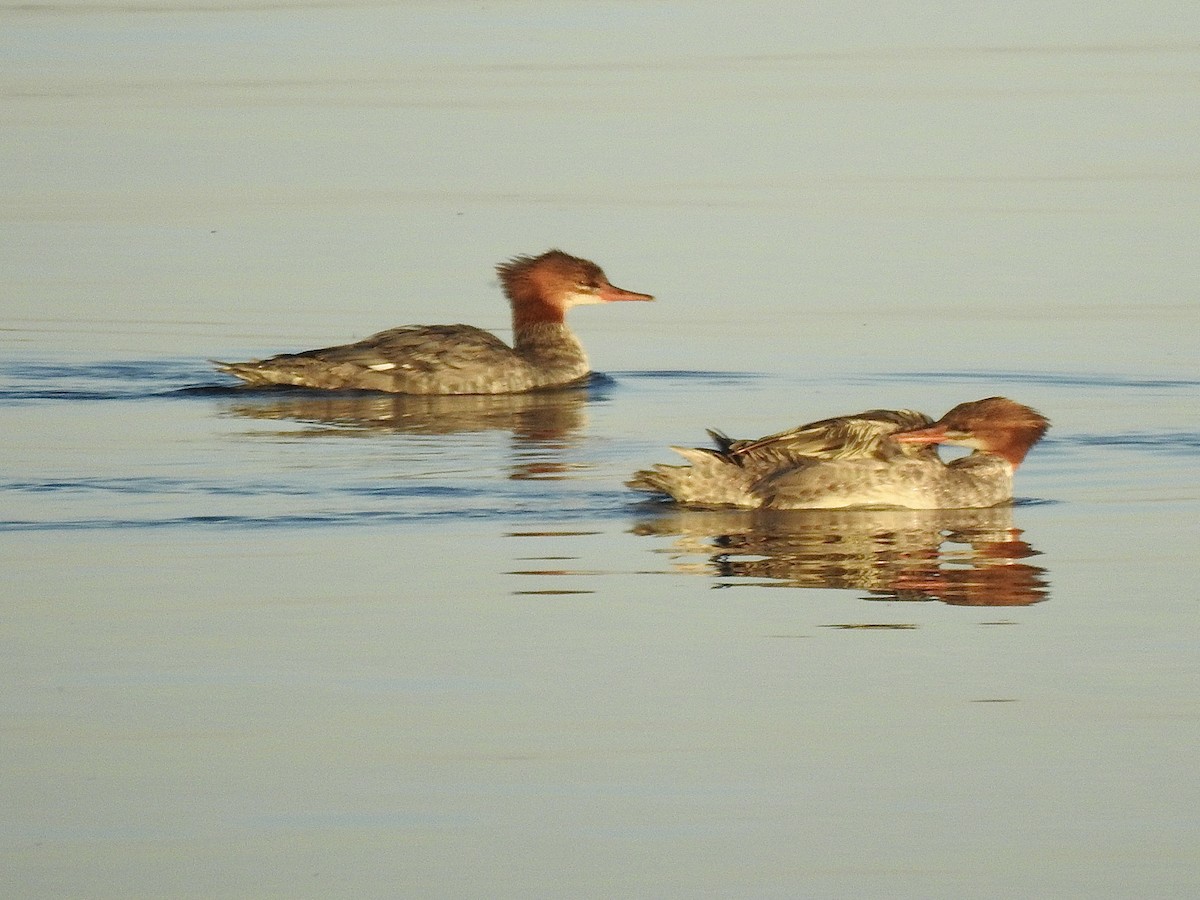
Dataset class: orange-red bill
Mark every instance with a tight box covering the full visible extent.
[598,283,654,302]
[893,425,949,445]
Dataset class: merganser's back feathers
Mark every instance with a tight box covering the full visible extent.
[629,398,1049,510]
[716,408,937,464]
[213,249,652,395]
[214,325,518,393]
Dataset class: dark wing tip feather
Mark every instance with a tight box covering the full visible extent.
[706,428,733,452]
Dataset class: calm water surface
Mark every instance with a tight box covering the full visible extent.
[3,2,1199,897]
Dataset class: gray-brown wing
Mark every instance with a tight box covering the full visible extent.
[267,324,516,373]
[720,408,936,465]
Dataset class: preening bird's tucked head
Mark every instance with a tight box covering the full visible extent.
[892,397,1050,467]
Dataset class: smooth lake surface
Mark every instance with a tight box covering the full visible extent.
[3,3,1199,897]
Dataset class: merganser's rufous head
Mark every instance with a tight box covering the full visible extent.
[892,397,1050,468]
[496,250,653,329]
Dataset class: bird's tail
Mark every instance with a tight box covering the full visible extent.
[627,445,761,508]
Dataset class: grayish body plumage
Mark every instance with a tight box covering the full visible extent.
[629,399,1049,510]
[214,322,588,395]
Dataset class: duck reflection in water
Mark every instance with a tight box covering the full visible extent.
[633,506,1048,606]
[218,379,600,480]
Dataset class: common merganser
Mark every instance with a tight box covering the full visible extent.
[213,250,653,394]
[628,397,1049,510]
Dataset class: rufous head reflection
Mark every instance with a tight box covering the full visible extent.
[634,506,1048,606]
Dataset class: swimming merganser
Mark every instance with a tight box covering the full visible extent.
[628,397,1049,510]
[213,250,653,394]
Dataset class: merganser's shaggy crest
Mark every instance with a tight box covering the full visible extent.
[628,398,1049,510]
[213,250,653,394]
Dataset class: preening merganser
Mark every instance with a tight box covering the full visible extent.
[628,397,1049,510]
[213,250,653,394]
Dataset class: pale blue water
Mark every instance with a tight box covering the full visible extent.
[3,2,1199,897]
